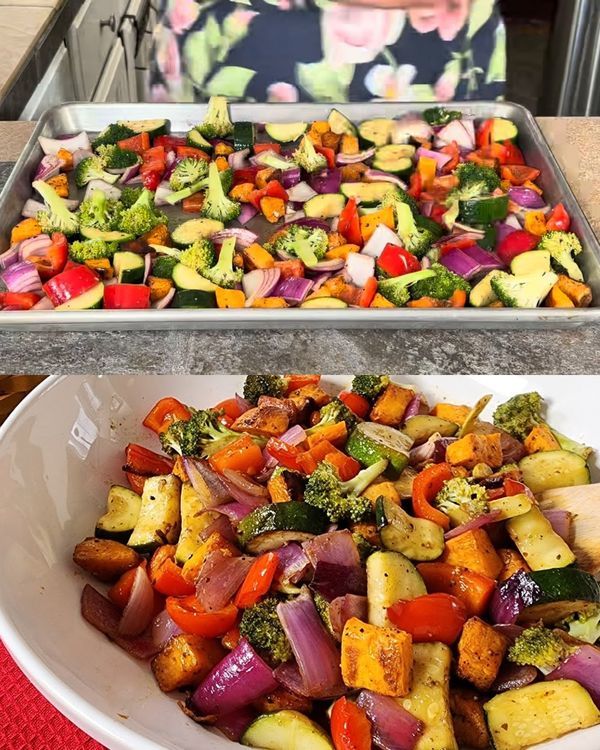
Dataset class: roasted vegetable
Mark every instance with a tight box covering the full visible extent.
[73,537,140,582]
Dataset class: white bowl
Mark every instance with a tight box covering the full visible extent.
[0,375,598,750]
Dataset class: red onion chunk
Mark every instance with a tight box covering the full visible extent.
[311,561,367,601]
[223,469,268,498]
[217,501,254,524]
[192,638,278,715]
[303,530,361,569]
[238,203,258,226]
[33,154,60,182]
[38,131,90,156]
[196,550,253,610]
[235,393,254,415]
[435,120,475,151]
[154,181,174,206]
[277,589,344,698]
[508,187,546,209]
[546,645,600,707]
[272,276,313,305]
[308,169,342,194]
[152,609,183,649]
[221,478,268,507]
[336,148,375,165]
[309,258,345,273]
[280,166,302,189]
[0,245,20,271]
[541,508,572,542]
[286,181,318,203]
[119,566,155,636]
[439,248,482,279]
[409,440,437,466]
[199,513,236,544]
[212,228,258,249]
[228,148,250,170]
[18,234,52,262]
[80,584,159,659]
[462,244,504,271]
[491,662,538,692]
[183,457,231,507]
[444,509,502,540]
[274,543,312,587]
[493,623,524,643]
[365,169,407,189]
[119,162,141,185]
[1,261,42,293]
[362,224,401,259]
[403,394,421,421]
[329,594,368,640]
[214,707,255,741]
[357,690,424,750]
[243,268,281,307]
[490,569,542,624]
[32,295,53,310]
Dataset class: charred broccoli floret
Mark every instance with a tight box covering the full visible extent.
[266,224,328,268]
[508,625,576,674]
[558,606,600,645]
[493,391,592,458]
[395,202,434,259]
[92,122,135,149]
[74,156,119,188]
[423,107,462,127]
[200,161,241,223]
[434,476,489,526]
[243,375,288,405]
[303,458,388,523]
[178,239,216,273]
[380,188,420,218]
[34,180,79,236]
[410,262,471,302]
[152,255,178,279]
[307,397,358,434]
[96,144,139,170]
[69,239,117,263]
[78,188,123,231]
[118,188,167,236]
[537,231,584,282]
[293,135,327,173]
[351,375,390,402]
[239,596,292,665]
[160,407,239,457]
[201,237,242,289]
[455,162,501,193]
[120,186,144,208]
[378,269,437,307]
[196,96,234,139]
[169,157,209,192]
[490,270,558,308]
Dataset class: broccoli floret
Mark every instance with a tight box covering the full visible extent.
[456,162,501,193]
[197,96,234,139]
[92,123,135,149]
[265,224,328,268]
[239,596,292,665]
[434,477,489,526]
[152,255,178,279]
[120,186,144,208]
[490,270,558,308]
[508,625,576,674]
[243,375,288,405]
[74,156,119,189]
[537,231,584,282]
[178,239,216,273]
[200,161,241,223]
[307,397,358,435]
[169,157,209,192]
[78,189,123,231]
[293,135,327,174]
[351,375,390,402]
[166,169,232,206]
[118,188,167,236]
[201,237,242,289]
[409,262,471,302]
[304,458,388,523]
[493,391,592,458]
[95,144,139,170]
[380,188,419,218]
[423,107,462,127]
[313,591,336,636]
[33,180,79,237]
[69,239,117,263]
[558,606,600,645]
[378,269,437,307]
[395,202,434,259]
[160,407,239,457]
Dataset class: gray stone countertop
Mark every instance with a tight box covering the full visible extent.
[1,118,600,375]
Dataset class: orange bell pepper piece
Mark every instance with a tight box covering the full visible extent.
[411,462,453,530]
[209,434,265,476]
[143,397,191,434]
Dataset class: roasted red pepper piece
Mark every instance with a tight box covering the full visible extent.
[42,264,99,306]
[143,397,191,434]
[104,284,151,309]
[546,202,571,232]
[338,198,362,246]
[497,229,539,265]
[377,243,421,277]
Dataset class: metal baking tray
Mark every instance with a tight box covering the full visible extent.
[1,100,599,330]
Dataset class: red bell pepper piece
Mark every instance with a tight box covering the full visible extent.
[430,203,447,225]
[439,236,477,256]
[407,170,423,199]
[234,552,279,608]
[338,390,371,419]
[233,167,260,186]
[27,232,68,281]
[412,463,453,530]
[142,145,166,164]
[209,434,265,476]
[387,592,467,644]
[315,145,336,170]
[175,145,210,161]
[149,545,196,597]
[125,443,174,476]
[0,291,41,310]
[254,142,281,154]
[117,132,150,155]
[104,284,151,309]
[285,374,321,393]
[416,562,496,617]
[497,229,539,265]
[358,276,378,308]
[166,596,238,637]
[213,397,245,421]
[141,171,162,191]
[440,141,460,174]
[504,476,536,500]
[546,202,571,232]
[249,180,288,209]
[476,118,494,149]
[377,243,421,277]
[265,437,304,472]
[500,164,541,186]
[43,264,99,307]
[338,198,362,246]
[153,135,187,151]
[143,397,191,434]
[503,141,525,165]
[330,697,372,750]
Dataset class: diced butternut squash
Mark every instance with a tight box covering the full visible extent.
[370,383,415,427]
[216,287,245,308]
[260,196,286,223]
[431,403,470,425]
[524,424,561,454]
[545,283,575,308]
[288,384,331,408]
[556,274,592,307]
[341,617,413,697]
[321,131,342,151]
[306,421,348,448]
[340,163,368,182]
[275,259,304,279]
[446,433,503,470]
[148,275,172,302]
[306,128,322,147]
[325,243,360,260]
[151,634,225,692]
[450,688,492,750]
[327,232,347,249]
[252,297,288,308]
[172,455,189,483]
[229,182,255,203]
[255,168,277,189]
[361,480,401,508]
[456,617,509,691]
[142,223,170,246]
[182,532,239,584]
[10,217,42,244]
[267,472,293,504]
[215,156,229,171]
[311,120,330,135]
[341,134,359,155]
[370,292,395,308]
[85,258,114,280]
[360,206,395,242]
[215,142,234,156]
[56,148,73,171]
[498,548,530,582]
[46,173,69,198]
[442,529,503,579]
[243,242,275,270]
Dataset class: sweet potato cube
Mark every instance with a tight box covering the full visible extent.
[456,617,509,691]
[341,617,413,697]
[524,424,561,454]
[442,529,503,579]
[450,688,491,750]
[446,433,503,470]
[370,383,415,427]
[151,634,225,692]
[498,548,530,582]
[321,131,341,151]
[361,481,400,507]
[556,274,592,307]
[431,403,470,425]
[243,242,275,270]
[231,405,289,437]
[182,532,239,584]
[370,293,395,308]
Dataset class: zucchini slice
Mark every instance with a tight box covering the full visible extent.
[402,415,458,445]
[367,550,425,627]
[113,251,145,284]
[171,289,216,309]
[127,474,181,553]
[490,117,519,144]
[242,710,334,750]
[346,422,412,477]
[238,502,329,553]
[300,297,348,309]
[372,144,415,176]
[469,269,502,308]
[339,182,396,206]
[233,121,255,151]
[519,450,591,494]
[55,282,104,311]
[176,484,219,565]
[117,119,170,137]
[95,485,142,542]
[171,218,223,247]
[264,122,307,143]
[506,505,575,570]
[303,193,346,219]
[459,194,509,225]
[171,263,217,292]
[518,567,600,624]
[376,497,444,561]
[358,118,394,148]
[328,108,357,136]
[484,680,600,750]
[80,226,133,243]
[187,129,213,151]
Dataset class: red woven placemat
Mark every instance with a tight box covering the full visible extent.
[0,640,106,750]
